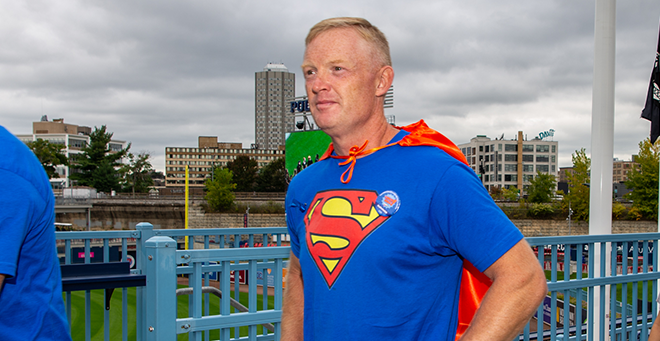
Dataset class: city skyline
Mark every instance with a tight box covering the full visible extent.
[2,1,659,172]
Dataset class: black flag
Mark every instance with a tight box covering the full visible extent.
[641,23,660,144]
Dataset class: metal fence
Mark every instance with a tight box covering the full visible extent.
[56,227,660,341]
[56,223,289,341]
[523,233,660,341]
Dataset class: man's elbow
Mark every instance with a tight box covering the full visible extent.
[526,263,548,308]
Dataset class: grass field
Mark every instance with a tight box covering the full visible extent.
[546,270,656,305]
[284,130,331,176]
[65,285,275,341]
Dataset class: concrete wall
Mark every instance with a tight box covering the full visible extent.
[56,200,285,230]
[512,219,658,237]
[56,199,656,236]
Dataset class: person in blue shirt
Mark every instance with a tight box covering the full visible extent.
[0,126,72,341]
[281,17,547,341]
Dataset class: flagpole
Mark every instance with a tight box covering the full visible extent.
[590,0,616,340]
[641,17,660,322]
[185,165,189,250]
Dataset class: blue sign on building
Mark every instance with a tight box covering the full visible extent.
[290,100,310,113]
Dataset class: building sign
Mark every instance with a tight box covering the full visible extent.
[290,100,310,113]
[538,129,555,140]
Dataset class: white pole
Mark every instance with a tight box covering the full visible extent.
[590,0,616,340]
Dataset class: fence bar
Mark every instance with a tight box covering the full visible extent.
[145,236,177,341]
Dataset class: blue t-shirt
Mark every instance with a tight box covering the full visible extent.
[285,130,522,340]
[0,126,71,340]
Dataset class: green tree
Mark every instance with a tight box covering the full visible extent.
[625,138,658,220]
[26,138,69,179]
[70,126,130,193]
[256,158,288,192]
[563,148,590,221]
[120,152,154,195]
[527,171,557,203]
[205,168,236,211]
[489,186,503,201]
[226,156,258,192]
[502,187,519,201]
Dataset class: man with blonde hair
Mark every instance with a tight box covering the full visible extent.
[283,17,547,341]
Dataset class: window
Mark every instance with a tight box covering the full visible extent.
[479,146,483,152]
[523,174,534,182]
[536,155,549,162]
[109,143,123,152]
[552,145,556,153]
[523,164,534,172]
[551,155,556,163]
[505,164,517,172]
[537,165,549,173]
[536,145,549,153]
[522,144,534,152]
[505,174,517,182]
[522,154,534,162]
[505,144,517,152]
[505,154,517,162]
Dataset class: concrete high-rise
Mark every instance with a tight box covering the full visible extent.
[255,63,295,150]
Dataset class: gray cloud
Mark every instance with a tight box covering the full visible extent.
[1,0,659,172]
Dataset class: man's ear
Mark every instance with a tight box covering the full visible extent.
[375,66,394,97]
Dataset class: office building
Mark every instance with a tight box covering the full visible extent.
[255,63,295,150]
[16,117,127,189]
[612,158,638,183]
[165,136,285,187]
[457,131,559,194]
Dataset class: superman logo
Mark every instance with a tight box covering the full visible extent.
[304,189,391,288]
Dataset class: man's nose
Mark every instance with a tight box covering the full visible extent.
[309,71,329,94]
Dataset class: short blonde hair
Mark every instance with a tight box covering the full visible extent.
[305,17,391,67]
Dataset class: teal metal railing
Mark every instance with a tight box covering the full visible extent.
[57,226,660,341]
[523,233,660,341]
[56,222,289,341]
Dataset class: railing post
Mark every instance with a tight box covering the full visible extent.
[136,222,155,341]
[145,236,177,341]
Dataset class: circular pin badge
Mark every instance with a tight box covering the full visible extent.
[375,190,401,216]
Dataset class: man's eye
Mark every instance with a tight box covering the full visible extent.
[306,70,316,76]
[334,67,342,71]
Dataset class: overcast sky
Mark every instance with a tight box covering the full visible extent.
[2,0,659,172]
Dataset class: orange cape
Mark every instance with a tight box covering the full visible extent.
[319,119,491,340]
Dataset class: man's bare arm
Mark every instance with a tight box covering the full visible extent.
[460,239,547,341]
[281,252,304,341]
[649,316,660,341]
[0,274,5,294]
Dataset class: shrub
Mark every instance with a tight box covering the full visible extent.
[612,202,626,220]
[627,207,643,221]
[527,203,556,218]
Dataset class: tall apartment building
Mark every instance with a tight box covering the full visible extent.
[255,63,295,150]
[16,117,127,189]
[457,131,559,194]
[165,136,285,187]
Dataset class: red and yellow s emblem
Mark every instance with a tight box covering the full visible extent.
[304,189,391,288]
